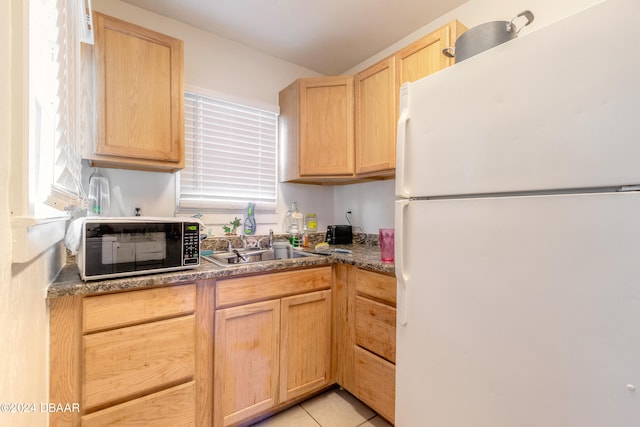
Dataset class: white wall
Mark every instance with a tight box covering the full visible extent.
[91,0,333,235]
[335,0,605,232]
[334,180,395,234]
[1,2,66,426]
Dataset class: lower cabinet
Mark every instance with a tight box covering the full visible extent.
[280,291,333,402]
[49,282,214,427]
[49,264,394,426]
[353,346,395,423]
[214,299,281,426]
[213,267,333,427]
[81,382,196,427]
[336,266,397,424]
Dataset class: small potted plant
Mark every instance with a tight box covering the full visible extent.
[222,217,241,236]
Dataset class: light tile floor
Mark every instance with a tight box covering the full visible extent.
[251,388,393,427]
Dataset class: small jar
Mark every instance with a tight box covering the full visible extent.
[304,213,317,232]
[289,225,300,248]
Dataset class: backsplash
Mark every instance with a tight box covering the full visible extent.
[201,231,381,251]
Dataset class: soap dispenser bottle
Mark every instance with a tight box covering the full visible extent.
[243,202,257,235]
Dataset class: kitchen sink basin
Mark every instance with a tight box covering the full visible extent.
[201,247,319,267]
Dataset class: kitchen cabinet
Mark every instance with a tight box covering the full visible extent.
[396,19,467,93]
[214,299,281,426]
[335,266,397,424]
[49,282,214,427]
[83,12,185,172]
[279,76,355,183]
[354,56,397,176]
[213,267,332,426]
[279,290,333,402]
[280,20,466,183]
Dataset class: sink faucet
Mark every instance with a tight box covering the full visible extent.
[257,229,274,249]
[220,238,233,251]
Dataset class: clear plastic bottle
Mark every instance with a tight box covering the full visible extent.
[285,201,303,233]
[88,169,110,216]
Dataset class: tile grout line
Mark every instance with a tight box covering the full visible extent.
[300,403,323,427]
[354,414,379,427]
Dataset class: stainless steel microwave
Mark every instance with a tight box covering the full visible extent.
[77,217,201,281]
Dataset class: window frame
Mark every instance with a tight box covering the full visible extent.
[177,86,280,214]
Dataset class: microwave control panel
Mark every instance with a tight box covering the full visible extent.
[183,222,200,265]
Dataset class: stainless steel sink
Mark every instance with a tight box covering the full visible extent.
[201,247,319,267]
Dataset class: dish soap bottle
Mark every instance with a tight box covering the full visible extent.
[244,202,257,235]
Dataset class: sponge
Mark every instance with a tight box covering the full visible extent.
[314,242,331,254]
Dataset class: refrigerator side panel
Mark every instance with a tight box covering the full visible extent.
[400,0,640,198]
[395,192,640,426]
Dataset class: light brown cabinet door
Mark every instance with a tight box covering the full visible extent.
[279,76,355,182]
[395,20,467,92]
[299,77,355,177]
[355,296,396,363]
[353,346,396,424]
[81,381,196,427]
[82,283,196,333]
[90,12,184,171]
[214,300,280,427]
[82,315,196,411]
[355,56,397,175]
[279,290,332,402]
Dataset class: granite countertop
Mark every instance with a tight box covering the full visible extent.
[48,243,395,299]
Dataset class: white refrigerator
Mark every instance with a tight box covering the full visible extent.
[394,0,640,425]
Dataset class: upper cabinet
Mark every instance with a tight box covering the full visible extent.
[280,20,466,184]
[354,56,397,176]
[395,19,467,89]
[84,12,185,172]
[279,76,355,183]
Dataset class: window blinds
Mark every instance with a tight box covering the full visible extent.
[52,0,83,200]
[179,91,278,210]
[30,0,84,207]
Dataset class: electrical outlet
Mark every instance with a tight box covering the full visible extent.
[346,210,354,225]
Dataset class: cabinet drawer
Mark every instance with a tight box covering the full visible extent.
[216,267,331,308]
[83,315,195,410]
[83,284,196,333]
[355,296,396,363]
[353,346,395,424]
[355,269,396,305]
[81,381,196,427]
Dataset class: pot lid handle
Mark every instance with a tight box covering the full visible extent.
[507,10,535,33]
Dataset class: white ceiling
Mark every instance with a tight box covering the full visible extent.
[119,0,469,75]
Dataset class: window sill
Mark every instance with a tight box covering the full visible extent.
[12,204,69,264]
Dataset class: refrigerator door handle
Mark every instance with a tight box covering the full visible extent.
[395,199,409,325]
[396,84,410,199]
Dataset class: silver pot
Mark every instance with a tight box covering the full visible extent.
[443,10,534,62]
